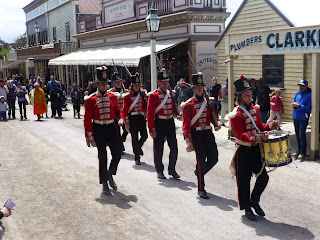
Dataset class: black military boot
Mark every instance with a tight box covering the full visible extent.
[168,171,180,180]
[102,182,111,195]
[108,175,117,191]
[251,201,265,216]
[198,190,209,199]
[157,172,166,179]
[245,207,256,221]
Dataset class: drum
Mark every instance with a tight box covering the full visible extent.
[260,130,292,167]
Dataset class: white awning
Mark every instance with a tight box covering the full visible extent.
[49,38,188,67]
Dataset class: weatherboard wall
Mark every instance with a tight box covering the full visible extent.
[217,0,306,121]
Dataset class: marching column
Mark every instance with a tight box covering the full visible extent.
[147,70,180,180]
[122,73,148,165]
[84,66,122,195]
[182,72,221,199]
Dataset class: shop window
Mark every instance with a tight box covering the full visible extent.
[53,27,57,42]
[263,55,284,88]
[65,22,70,42]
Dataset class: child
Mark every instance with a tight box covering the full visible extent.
[70,83,81,118]
[267,88,284,124]
[15,82,27,120]
[0,96,8,121]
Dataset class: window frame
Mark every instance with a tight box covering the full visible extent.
[65,22,70,42]
[53,27,57,42]
[262,55,284,88]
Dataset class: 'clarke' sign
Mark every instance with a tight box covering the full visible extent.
[226,25,320,56]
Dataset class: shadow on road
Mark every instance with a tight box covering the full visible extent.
[197,193,238,211]
[241,216,315,240]
[95,191,138,210]
[158,178,197,191]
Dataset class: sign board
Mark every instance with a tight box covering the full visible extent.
[196,41,217,86]
[28,58,35,68]
[42,43,55,49]
[226,25,320,56]
[104,0,134,24]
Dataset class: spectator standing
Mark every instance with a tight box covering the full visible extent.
[40,80,49,118]
[0,79,8,101]
[291,80,312,160]
[255,78,270,123]
[15,82,27,120]
[7,80,16,119]
[267,89,284,124]
[0,96,8,121]
[30,83,47,121]
[47,75,61,92]
[174,78,193,111]
[219,78,228,126]
[70,83,81,118]
[209,77,221,116]
[50,83,63,118]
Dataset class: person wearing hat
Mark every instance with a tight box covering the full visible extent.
[229,77,279,221]
[30,83,47,121]
[84,66,123,195]
[254,78,271,123]
[109,72,129,154]
[147,70,180,179]
[50,82,64,118]
[122,73,148,165]
[291,79,312,160]
[182,72,221,199]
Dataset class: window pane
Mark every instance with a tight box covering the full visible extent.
[263,55,284,87]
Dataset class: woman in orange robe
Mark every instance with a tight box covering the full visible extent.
[30,83,47,121]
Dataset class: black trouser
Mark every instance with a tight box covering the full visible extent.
[93,122,122,184]
[52,104,62,117]
[129,114,148,161]
[153,117,178,174]
[192,129,218,190]
[235,145,269,210]
[121,124,128,144]
[18,101,26,118]
[73,104,80,116]
[7,98,15,118]
[0,112,6,120]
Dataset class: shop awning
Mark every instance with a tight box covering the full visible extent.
[48,38,188,67]
[3,60,25,69]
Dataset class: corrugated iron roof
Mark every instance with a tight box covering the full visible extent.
[79,0,101,13]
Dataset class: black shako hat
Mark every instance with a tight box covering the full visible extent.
[130,73,140,85]
[157,68,170,81]
[112,72,121,82]
[234,78,251,95]
[96,66,110,82]
[191,72,205,88]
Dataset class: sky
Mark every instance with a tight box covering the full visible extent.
[1,0,320,43]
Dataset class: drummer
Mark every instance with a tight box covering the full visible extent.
[229,77,279,221]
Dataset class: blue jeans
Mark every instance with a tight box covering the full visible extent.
[260,111,268,124]
[293,119,308,155]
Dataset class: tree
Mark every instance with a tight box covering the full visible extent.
[0,46,11,58]
[10,32,27,49]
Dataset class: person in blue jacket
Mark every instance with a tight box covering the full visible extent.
[291,79,312,160]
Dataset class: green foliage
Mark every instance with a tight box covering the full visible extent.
[10,32,27,49]
[0,46,11,58]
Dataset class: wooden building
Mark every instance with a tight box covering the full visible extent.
[215,0,320,160]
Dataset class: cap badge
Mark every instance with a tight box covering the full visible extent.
[102,71,107,79]
[197,76,202,83]
[243,81,249,88]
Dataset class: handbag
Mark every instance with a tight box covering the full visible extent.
[25,99,29,105]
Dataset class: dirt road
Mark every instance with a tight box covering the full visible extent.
[0,104,319,240]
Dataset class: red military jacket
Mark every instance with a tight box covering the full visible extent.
[230,104,270,144]
[122,90,147,125]
[109,87,129,112]
[147,89,175,134]
[83,91,120,139]
[182,96,217,143]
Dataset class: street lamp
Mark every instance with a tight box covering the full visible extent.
[34,21,40,46]
[145,2,160,91]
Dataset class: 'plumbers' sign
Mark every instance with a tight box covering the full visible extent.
[226,25,320,56]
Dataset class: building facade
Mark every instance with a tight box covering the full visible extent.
[49,0,230,89]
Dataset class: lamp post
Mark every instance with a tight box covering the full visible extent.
[145,2,160,91]
[34,21,40,46]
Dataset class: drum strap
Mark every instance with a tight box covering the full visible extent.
[238,105,259,132]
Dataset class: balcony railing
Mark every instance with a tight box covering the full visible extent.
[17,41,77,60]
[148,0,172,15]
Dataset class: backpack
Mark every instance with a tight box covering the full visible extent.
[218,84,228,101]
